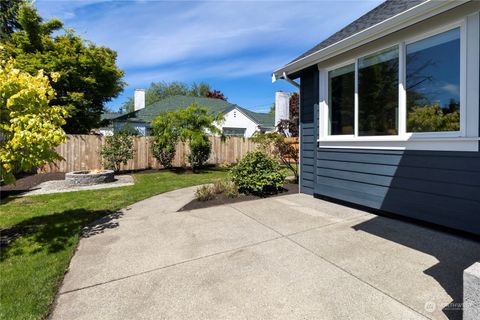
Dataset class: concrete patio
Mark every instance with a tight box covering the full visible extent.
[51,187,480,320]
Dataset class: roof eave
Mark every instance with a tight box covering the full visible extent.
[272,0,468,81]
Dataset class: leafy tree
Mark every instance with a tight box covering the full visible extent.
[122,81,209,112]
[188,135,211,169]
[151,111,178,168]
[0,57,68,184]
[189,82,211,97]
[204,90,227,101]
[0,0,26,40]
[269,103,275,114]
[151,103,223,170]
[175,103,223,170]
[100,132,135,172]
[174,103,223,141]
[407,104,460,132]
[122,81,227,112]
[2,5,125,133]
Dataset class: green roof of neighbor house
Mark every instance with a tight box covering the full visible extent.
[99,112,124,128]
[236,106,275,129]
[114,95,275,128]
[101,112,124,121]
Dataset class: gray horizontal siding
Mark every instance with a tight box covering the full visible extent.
[300,123,315,195]
[292,3,480,235]
[315,149,480,235]
[299,68,319,195]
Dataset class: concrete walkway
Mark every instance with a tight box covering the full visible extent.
[51,187,480,320]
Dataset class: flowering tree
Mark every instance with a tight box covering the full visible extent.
[0,57,68,184]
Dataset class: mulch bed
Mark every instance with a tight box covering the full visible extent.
[179,183,299,212]
[1,172,66,199]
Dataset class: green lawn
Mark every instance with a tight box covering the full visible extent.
[0,169,227,320]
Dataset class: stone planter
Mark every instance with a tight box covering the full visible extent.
[65,170,115,186]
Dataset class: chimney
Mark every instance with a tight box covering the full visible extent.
[275,91,290,127]
[134,89,145,111]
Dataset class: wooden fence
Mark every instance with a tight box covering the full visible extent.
[39,135,262,173]
[284,137,299,162]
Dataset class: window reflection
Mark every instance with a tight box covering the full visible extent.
[358,46,399,136]
[406,28,460,132]
[328,64,355,135]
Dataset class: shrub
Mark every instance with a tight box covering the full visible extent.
[230,150,285,195]
[219,161,232,169]
[100,132,135,172]
[223,180,239,198]
[251,132,299,183]
[211,179,227,194]
[151,111,178,168]
[211,178,239,196]
[0,58,68,184]
[195,185,215,201]
[152,140,176,168]
[188,135,211,169]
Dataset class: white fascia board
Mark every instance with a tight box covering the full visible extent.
[272,0,469,80]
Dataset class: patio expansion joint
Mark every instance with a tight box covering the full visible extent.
[228,204,432,320]
[58,235,283,296]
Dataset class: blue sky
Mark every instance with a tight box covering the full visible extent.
[35,0,383,113]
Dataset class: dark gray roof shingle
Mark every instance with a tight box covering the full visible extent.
[289,0,427,64]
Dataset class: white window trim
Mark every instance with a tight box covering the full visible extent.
[318,14,479,152]
[325,59,356,138]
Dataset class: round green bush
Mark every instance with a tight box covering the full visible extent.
[188,135,211,169]
[230,150,285,195]
[152,139,176,168]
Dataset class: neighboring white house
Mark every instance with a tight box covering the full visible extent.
[216,108,256,137]
[104,92,276,138]
[215,106,276,137]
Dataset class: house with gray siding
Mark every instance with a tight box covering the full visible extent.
[273,0,480,235]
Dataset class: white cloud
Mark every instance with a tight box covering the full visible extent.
[36,0,382,70]
[37,0,383,109]
[124,54,294,87]
[440,83,460,95]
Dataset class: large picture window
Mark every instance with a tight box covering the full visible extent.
[319,17,480,151]
[328,64,355,135]
[325,25,466,140]
[358,46,399,136]
[406,28,461,132]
